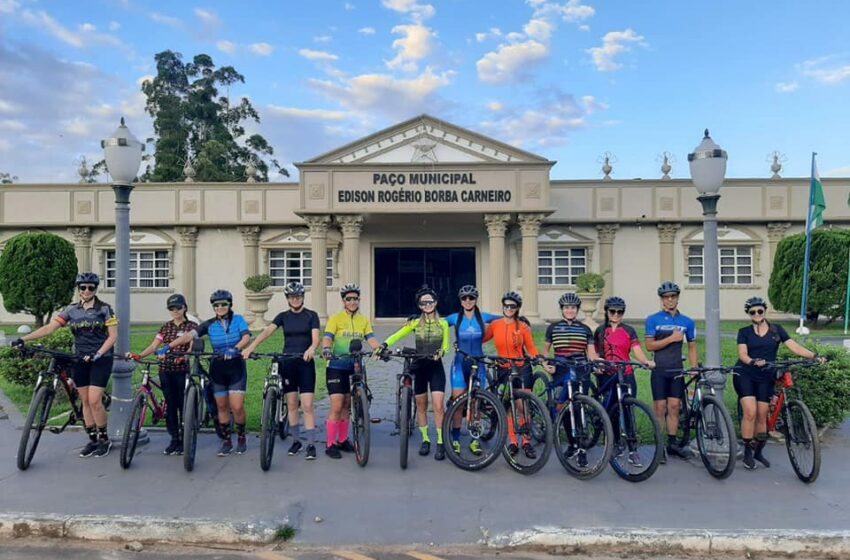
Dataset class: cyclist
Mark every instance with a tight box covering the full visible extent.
[160,289,252,457]
[445,285,498,455]
[593,295,654,466]
[243,281,320,460]
[321,283,383,459]
[735,296,823,470]
[12,272,118,458]
[645,281,698,462]
[128,294,198,455]
[382,286,451,460]
[483,291,542,459]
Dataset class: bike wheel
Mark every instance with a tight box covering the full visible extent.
[696,394,736,479]
[278,397,290,440]
[784,399,820,483]
[502,392,553,475]
[17,386,54,471]
[609,397,662,483]
[260,387,279,472]
[352,386,370,467]
[120,393,147,469]
[399,385,412,470]
[554,394,613,480]
[442,389,506,471]
[182,385,200,472]
[531,371,551,408]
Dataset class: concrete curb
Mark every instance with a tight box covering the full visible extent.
[0,385,24,430]
[0,513,289,545]
[488,527,850,556]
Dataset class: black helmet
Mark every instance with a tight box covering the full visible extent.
[209,289,233,305]
[76,272,100,287]
[502,291,522,307]
[657,281,681,297]
[340,283,360,298]
[415,285,438,303]
[558,292,582,307]
[166,294,187,309]
[458,285,479,299]
[604,296,626,311]
[744,296,768,313]
[283,281,305,297]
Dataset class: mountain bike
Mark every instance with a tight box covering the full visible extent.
[332,340,373,467]
[531,356,612,479]
[174,351,218,472]
[120,358,173,468]
[671,365,737,479]
[384,347,423,470]
[247,352,301,471]
[15,346,112,471]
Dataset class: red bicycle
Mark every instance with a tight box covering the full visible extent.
[120,359,173,468]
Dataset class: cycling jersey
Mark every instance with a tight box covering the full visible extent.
[272,308,320,354]
[735,323,790,382]
[446,311,499,390]
[594,323,641,375]
[156,319,198,373]
[384,317,450,355]
[545,319,592,357]
[645,310,696,371]
[194,313,250,353]
[323,310,375,369]
[55,299,118,356]
[484,318,539,368]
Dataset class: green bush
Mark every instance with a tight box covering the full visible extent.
[780,342,850,428]
[576,272,605,293]
[244,274,273,292]
[0,329,74,386]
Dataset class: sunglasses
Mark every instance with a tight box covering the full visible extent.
[661,294,679,299]
[167,306,183,312]
[344,296,360,302]
[212,302,230,308]
[419,300,436,307]
[78,285,97,292]
[748,309,765,316]
[460,296,477,302]
[503,303,518,310]
[608,309,624,316]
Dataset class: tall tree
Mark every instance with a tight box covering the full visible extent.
[141,50,285,182]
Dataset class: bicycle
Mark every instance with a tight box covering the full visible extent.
[120,358,175,469]
[246,352,301,472]
[589,360,663,482]
[442,349,507,472]
[531,356,612,479]
[331,340,373,467]
[671,365,737,479]
[384,347,420,470]
[15,345,111,471]
[173,351,219,472]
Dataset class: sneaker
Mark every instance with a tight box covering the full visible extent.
[613,441,626,459]
[325,444,342,459]
[566,445,579,459]
[452,440,461,455]
[628,451,643,467]
[305,444,317,460]
[469,440,482,456]
[337,439,355,453]
[419,441,431,456]
[79,441,98,458]
[743,443,756,470]
[522,443,537,460]
[164,441,180,455]
[507,443,519,457]
[172,440,183,456]
[667,442,693,460]
[288,440,303,456]
[236,435,247,455]
[434,443,445,461]
[576,449,589,469]
[218,439,233,457]
[93,440,112,458]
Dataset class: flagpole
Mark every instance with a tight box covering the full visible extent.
[797,152,817,336]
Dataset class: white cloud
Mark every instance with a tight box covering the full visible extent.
[531,0,595,23]
[477,40,548,84]
[267,106,349,121]
[0,99,16,113]
[579,24,590,32]
[587,28,646,72]
[0,0,19,14]
[386,24,433,72]
[109,21,121,31]
[85,104,115,117]
[524,19,553,41]
[21,10,84,47]
[299,48,339,61]
[345,2,355,9]
[775,81,799,93]
[150,12,184,30]
[250,43,274,56]
[475,27,502,42]
[65,117,91,137]
[799,56,850,85]
[381,0,435,21]
[217,40,237,54]
[487,101,504,112]
[0,119,27,131]
[358,26,376,35]
[475,32,488,43]
[80,22,96,32]
[581,94,608,114]
[314,35,333,43]
[194,8,221,27]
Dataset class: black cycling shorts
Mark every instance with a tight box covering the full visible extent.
[326,367,351,396]
[411,358,446,395]
[210,358,247,397]
[72,355,113,389]
[498,364,533,391]
[650,369,684,401]
[734,374,774,403]
[280,357,316,394]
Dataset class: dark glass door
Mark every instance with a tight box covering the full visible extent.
[374,247,476,317]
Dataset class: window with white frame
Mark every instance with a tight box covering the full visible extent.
[687,245,753,285]
[538,248,586,286]
[105,250,170,288]
[269,249,333,287]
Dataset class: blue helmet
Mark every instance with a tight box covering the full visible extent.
[558,292,582,308]
[604,296,626,311]
[209,289,233,305]
[657,281,681,297]
[75,272,100,287]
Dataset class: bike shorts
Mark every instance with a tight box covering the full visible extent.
[650,368,684,401]
[450,356,472,390]
[326,367,352,396]
[72,355,113,389]
[280,357,316,394]
[499,364,533,391]
[210,358,247,398]
[411,358,446,395]
[733,374,774,403]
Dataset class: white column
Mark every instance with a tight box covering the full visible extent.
[304,215,331,320]
[657,223,681,282]
[518,213,545,323]
[596,224,619,301]
[237,226,261,319]
[337,214,364,286]
[176,226,199,314]
[484,213,511,311]
[68,227,92,272]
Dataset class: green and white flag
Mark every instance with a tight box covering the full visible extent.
[811,157,826,228]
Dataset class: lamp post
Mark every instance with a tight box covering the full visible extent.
[688,129,727,388]
[102,118,144,441]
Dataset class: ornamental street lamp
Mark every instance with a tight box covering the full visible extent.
[688,129,727,387]
[102,118,144,441]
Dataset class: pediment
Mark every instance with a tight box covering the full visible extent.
[303,115,551,165]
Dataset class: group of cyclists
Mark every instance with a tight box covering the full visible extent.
[12,270,823,473]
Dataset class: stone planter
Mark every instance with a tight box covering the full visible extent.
[245,291,273,330]
[576,291,602,331]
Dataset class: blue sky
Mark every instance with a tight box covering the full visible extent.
[1,0,849,183]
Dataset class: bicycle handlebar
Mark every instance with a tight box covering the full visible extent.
[245,351,307,360]
[592,358,652,370]
[18,345,78,362]
[762,358,823,369]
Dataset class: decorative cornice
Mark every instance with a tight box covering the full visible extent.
[766,222,792,241]
[337,214,364,237]
[657,223,681,243]
[176,226,199,247]
[237,225,261,246]
[596,223,619,243]
[303,214,331,237]
[484,213,511,237]
[68,227,92,245]
[517,213,545,236]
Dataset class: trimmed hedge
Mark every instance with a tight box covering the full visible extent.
[0,329,74,386]
[781,341,850,428]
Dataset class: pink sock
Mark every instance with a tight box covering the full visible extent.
[338,419,349,442]
[326,419,338,447]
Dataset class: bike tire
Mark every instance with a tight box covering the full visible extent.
[353,386,370,467]
[554,394,613,480]
[501,391,553,475]
[120,393,146,469]
[17,386,53,471]
[784,399,821,483]
[696,394,736,479]
[260,387,279,472]
[442,389,506,472]
[183,385,200,472]
[399,385,412,470]
[278,397,290,441]
[531,370,552,409]
[609,396,662,483]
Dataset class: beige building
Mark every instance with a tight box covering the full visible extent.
[1,115,849,326]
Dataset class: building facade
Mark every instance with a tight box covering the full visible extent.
[2,115,848,325]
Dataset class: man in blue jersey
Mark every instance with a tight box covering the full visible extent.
[645,281,698,462]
